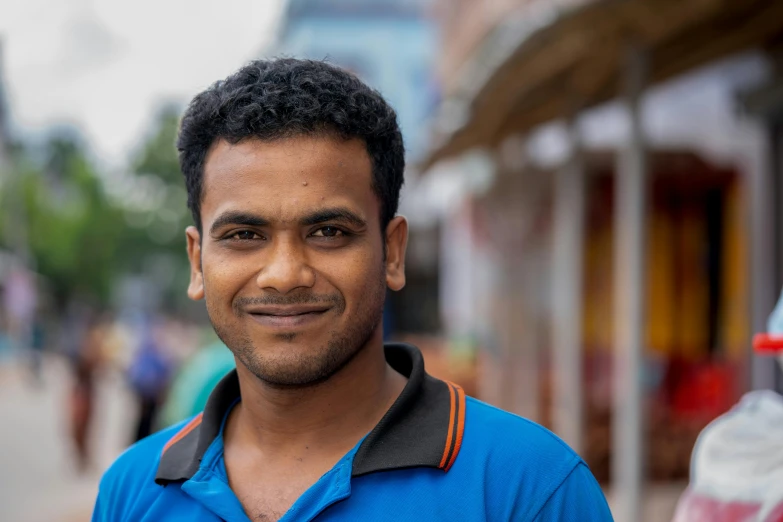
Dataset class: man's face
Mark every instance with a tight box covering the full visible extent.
[186,135,407,387]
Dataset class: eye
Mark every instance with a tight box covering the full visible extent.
[230,230,261,241]
[311,226,345,238]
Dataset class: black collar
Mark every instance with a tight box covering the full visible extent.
[155,343,466,484]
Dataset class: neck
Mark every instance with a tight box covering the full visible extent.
[226,332,407,456]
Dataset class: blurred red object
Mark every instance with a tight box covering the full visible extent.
[673,490,783,522]
[753,334,783,354]
[665,358,737,425]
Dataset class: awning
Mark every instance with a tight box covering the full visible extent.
[421,0,783,171]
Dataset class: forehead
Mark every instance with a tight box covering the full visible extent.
[201,135,376,224]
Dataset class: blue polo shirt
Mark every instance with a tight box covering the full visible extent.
[93,344,612,521]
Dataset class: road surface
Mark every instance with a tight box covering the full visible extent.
[0,354,135,522]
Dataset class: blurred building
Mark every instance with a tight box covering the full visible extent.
[271,0,443,336]
[419,0,783,520]
[273,0,437,161]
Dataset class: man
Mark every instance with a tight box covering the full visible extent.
[92,58,612,521]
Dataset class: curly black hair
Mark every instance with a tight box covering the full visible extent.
[177,58,405,233]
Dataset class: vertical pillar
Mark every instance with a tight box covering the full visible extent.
[749,122,778,390]
[512,264,541,421]
[611,45,648,522]
[551,118,585,455]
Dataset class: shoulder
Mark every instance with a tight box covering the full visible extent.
[93,418,193,520]
[457,397,610,520]
[463,396,580,466]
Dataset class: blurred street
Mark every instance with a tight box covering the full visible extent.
[0,0,782,520]
[0,354,134,522]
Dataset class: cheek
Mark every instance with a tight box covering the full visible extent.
[319,249,384,302]
[202,252,254,303]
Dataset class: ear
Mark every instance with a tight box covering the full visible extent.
[384,216,408,291]
[186,226,205,301]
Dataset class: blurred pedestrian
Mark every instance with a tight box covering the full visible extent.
[0,284,10,361]
[126,316,174,442]
[26,318,46,385]
[68,312,105,472]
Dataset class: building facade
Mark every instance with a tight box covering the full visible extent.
[420,0,783,520]
[273,0,437,162]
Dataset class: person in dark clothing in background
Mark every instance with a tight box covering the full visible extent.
[68,313,104,472]
[127,316,173,442]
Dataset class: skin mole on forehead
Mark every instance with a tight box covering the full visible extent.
[302,181,308,186]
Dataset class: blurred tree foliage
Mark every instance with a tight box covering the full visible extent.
[125,104,193,312]
[1,132,125,307]
[132,106,182,185]
[0,105,197,315]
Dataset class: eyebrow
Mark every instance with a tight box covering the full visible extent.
[208,207,367,235]
[209,211,269,235]
[300,207,367,228]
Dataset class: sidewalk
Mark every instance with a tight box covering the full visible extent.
[0,354,135,522]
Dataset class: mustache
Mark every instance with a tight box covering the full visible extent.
[233,293,343,312]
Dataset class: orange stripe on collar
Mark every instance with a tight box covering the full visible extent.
[443,382,466,472]
[162,413,203,456]
[439,383,457,469]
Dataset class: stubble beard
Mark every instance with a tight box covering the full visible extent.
[208,271,388,388]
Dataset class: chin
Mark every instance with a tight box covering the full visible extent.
[237,333,366,388]
[258,329,327,351]
[243,352,344,387]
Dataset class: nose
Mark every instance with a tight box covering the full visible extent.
[255,236,316,294]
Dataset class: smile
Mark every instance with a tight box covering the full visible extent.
[246,307,330,329]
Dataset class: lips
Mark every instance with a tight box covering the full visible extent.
[245,304,331,316]
[245,304,331,329]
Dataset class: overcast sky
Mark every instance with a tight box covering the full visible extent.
[0,0,285,167]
